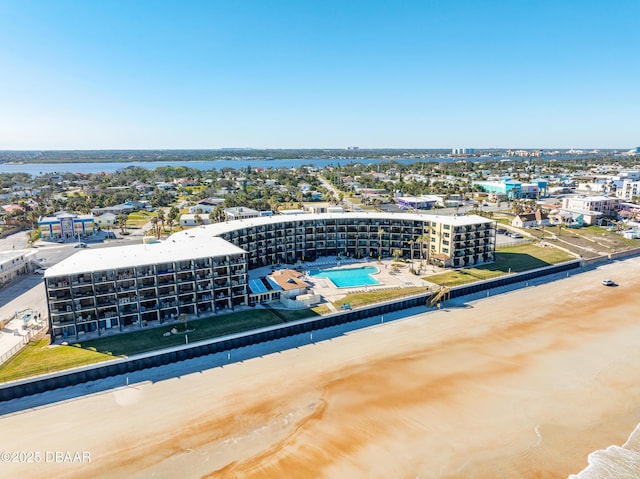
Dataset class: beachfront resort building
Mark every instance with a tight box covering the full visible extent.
[44,213,495,340]
[44,238,247,340]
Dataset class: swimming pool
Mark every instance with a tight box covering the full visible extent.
[309,266,380,288]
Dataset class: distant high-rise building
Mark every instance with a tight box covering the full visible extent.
[452,148,475,155]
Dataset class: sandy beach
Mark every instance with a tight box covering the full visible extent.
[1,257,640,478]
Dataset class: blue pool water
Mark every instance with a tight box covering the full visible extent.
[309,266,380,288]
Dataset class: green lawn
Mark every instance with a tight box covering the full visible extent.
[0,309,319,382]
[126,210,158,228]
[0,339,114,383]
[423,243,576,287]
[79,308,317,357]
[334,286,427,309]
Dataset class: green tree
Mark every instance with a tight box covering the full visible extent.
[117,214,128,235]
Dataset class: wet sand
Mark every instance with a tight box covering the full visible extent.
[2,257,640,478]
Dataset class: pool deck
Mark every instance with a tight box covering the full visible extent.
[250,256,444,305]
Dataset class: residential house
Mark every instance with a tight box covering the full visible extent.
[511,211,551,228]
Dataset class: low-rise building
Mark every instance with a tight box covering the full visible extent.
[93,213,117,228]
[90,202,140,216]
[396,195,440,210]
[0,249,37,286]
[38,212,95,241]
[188,198,224,214]
[179,214,212,226]
[224,207,259,221]
[512,211,551,228]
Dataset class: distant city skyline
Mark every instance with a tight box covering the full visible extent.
[0,0,638,150]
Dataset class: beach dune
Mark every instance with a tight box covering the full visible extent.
[1,257,640,478]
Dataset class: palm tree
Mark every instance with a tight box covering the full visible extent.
[377,227,384,259]
[151,216,160,238]
[27,209,40,230]
[117,214,128,235]
[157,209,165,233]
[167,206,179,226]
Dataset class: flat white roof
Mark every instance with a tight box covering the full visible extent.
[44,236,245,277]
[45,213,493,277]
[569,195,618,202]
[0,249,35,265]
[169,212,494,243]
[396,195,440,202]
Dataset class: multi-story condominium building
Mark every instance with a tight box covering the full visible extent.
[45,213,494,341]
[45,237,247,340]
[561,196,620,217]
[617,179,640,201]
[183,213,495,269]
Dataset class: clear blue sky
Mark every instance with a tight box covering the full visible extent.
[0,0,638,150]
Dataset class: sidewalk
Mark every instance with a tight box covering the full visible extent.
[0,312,45,366]
[0,277,48,365]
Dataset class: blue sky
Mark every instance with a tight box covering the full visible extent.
[0,0,638,150]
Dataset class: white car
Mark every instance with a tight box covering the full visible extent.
[601,279,615,286]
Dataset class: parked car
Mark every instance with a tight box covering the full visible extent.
[601,279,615,286]
[74,242,88,248]
[34,268,47,274]
[511,233,523,239]
[496,228,507,234]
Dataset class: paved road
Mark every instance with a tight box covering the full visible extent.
[0,226,152,360]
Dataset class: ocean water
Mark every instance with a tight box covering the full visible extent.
[569,423,640,478]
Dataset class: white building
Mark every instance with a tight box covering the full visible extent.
[224,207,260,221]
[93,212,117,228]
[179,214,212,226]
[617,179,640,201]
[0,249,37,286]
[188,198,224,214]
[561,196,620,217]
